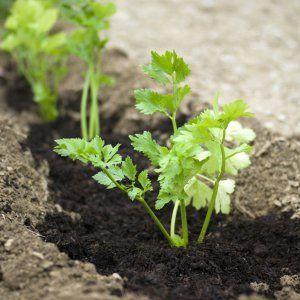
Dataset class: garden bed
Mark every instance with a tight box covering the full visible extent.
[0,50,299,300]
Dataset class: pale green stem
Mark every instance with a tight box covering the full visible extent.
[81,71,90,140]
[138,196,175,246]
[198,129,226,243]
[171,114,178,133]
[180,198,189,247]
[170,200,180,237]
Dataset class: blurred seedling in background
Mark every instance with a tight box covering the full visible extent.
[57,0,116,140]
[0,0,13,22]
[1,0,68,121]
[54,50,255,247]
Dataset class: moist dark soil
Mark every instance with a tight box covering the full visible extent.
[19,103,299,299]
[1,50,300,300]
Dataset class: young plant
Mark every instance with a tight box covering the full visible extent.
[0,0,13,22]
[1,0,68,121]
[57,0,116,140]
[54,50,255,247]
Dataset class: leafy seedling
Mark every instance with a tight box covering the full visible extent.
[57,0,116,140]
[1,0,68,121]
[0,0,13,22]
[54,50,255,247]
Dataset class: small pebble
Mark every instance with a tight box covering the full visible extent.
[31,251,45,260]
[4,238,14,251]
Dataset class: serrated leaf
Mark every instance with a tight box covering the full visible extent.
[215,179,235,214]
[174,84,191,107]
[172,50,191,83]
[138,170,152,191]
[220,99,254,124]
[142,50,190,85]
[134,89,172,115]
[102,144,121,163]
[122,157,137,181]
[128,187,141,201]
[155,195,173,210]
[93,171,115,189]
[142,64,170,85]
[130,131,168,166]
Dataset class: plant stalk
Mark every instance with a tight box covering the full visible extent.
[100,167,174,246]
[81,71,90,140]
[170,200,180,237]
[180,198,189,246]
[138,197,175,246]
[198,129,226,243]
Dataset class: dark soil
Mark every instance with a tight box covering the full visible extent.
[20,110,299,300]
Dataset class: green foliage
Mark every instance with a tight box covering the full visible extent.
[54,50,255,247]
[0,0,14,22]
[56,0,116,140]
[135,50,191,122]
[1,0,67,121]
[54,136,152,199]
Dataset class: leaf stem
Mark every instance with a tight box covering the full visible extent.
[81,71,90,140]
[138,196,175,246]
[100,166,174,246]
[171,114,178,133]
[198,129,226,243]
[180,198,189,247]
[170,200,180,237]
[88,64,101,140]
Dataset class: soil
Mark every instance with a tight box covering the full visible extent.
[0,49,299,300]
[109,0,300,137]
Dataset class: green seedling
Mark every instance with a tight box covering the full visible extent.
[57,0,116,140]
[1,0,68,121]
[54,50,255,247]
[0,0,13,22]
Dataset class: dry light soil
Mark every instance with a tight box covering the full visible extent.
[0,50,299,300]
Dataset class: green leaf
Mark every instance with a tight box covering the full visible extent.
[215,179,235,214]
[134,89,172,115]
[93,171,114,189]
[225,152,251,175]
[172,50,191,83]
[54,138,91,163]
[37,7,58,33]
[176,85,191,104]
[155,195,173,210]
[122,157,137,181]
[102,144,121,163]
[130,131,168,166]
[226,121,256,143]
[142,50,190,85]
[92,167,123,189]
[138,170,152,191]
[184,177,212,210]
[127,187,141,201]
[220,99,254,124]
[151,50,174,75]
[54,137,123,169]
[1,34,19,51]
[142,64,170,85]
